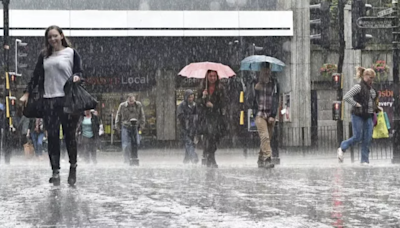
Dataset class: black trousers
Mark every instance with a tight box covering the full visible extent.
[203,135,217,165]
[43,98,79,171]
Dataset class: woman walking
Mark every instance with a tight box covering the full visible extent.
[27,118,45,160]
[337,67,381,165]
[20,25,83,186]
[77,110,100,164]
[197,70,227,168]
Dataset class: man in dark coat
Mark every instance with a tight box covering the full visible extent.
[177,89,199,164]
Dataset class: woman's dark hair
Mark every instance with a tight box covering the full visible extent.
[200,70,220,90]
[43,25,71,58]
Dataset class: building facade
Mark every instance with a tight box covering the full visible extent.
[0,0,312,145]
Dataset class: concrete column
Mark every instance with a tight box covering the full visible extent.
[156,69,176,140]
[343,4,362,138]
[289,0,311,129]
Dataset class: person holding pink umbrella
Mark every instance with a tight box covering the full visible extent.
[179,62,234,168]
[196,70,227,168]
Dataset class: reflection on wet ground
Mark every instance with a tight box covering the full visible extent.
[1,152,400,227]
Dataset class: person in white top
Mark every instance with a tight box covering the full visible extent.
[20,25,83,186]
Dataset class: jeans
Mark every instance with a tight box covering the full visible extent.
[340,114,373,163]
[43,98,80,170]
[183,135,198,163]
[31,131,44,156]
[121,126,140,162]
[81,136,97,164]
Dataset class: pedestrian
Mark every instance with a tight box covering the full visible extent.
[177,89,199,164]
[253,62,279,169]
[20,25,83,186]
[27,118,45,160]
[77,109,100,164]
[337,67,381,165]
[197,70,227,168]
[16,111,30,147]
[115,94,145,165]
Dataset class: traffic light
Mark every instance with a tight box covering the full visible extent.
[310,2,331,49]
[352,0,373,49]
[9,73,17,90]
[332,101,342,121]
[332,73,342,89]
[15,39,28,76]
[6,96,16,118]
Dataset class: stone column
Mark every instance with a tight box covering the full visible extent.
[343,4,362,138]
[156,69,177,140]
[289,0,311,130]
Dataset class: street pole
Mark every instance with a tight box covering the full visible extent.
[2,0,10,163]
[337,0,345,145]
[392,0,400,163]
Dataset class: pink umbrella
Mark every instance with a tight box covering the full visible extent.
[178,62,236,79]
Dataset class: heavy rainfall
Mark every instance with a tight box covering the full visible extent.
[1,0,400,227]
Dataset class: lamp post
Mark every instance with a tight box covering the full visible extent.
[392,0,400,163]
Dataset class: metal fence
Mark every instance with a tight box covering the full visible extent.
[98,123,393,161]
[276,124,393,161]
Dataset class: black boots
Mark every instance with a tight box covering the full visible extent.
[49,170,60,186]
[49,165,77,186]
[130,158,139,166]
[206,153,218,168]
[68,164,77,186]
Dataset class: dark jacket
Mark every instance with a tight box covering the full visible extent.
[177,89,197,139]
[28,118,44,133]
[196,82,227,140]
[77,114,100,140]
[352,80,379,119]
[25,49,83,96]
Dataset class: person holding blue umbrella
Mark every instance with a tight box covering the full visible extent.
[251,62,280,169]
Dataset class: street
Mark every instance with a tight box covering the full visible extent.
[1,150,400,227]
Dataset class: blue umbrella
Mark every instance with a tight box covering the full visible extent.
[240,55,286,72]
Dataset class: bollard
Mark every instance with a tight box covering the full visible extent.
[302,127,305,157]
[349,122,354,163]
[271,122,280,165]
[129,118,140,166]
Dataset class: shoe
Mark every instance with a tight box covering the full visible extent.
[68,165,77,186]
[337,148,344,163]
[49,170,60,186]
[207,162,218,168]
[264,157,275,169]
[129,158,139,166]
[257,157,265,168]
[361,162,369,166]
[192,157,199,164]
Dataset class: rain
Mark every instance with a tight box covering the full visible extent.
[1,0,400,227]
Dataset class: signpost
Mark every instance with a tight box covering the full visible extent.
[357,16,396,29]
[377,8,394,17]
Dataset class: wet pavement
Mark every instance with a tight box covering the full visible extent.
[1,150,400,227]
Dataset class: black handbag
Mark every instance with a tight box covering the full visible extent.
[63,80,98,114]
[22,90,44,118]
